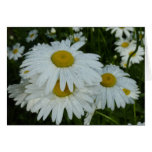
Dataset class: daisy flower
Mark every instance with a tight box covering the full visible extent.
[72,27,83,32]
[115,38,136,55]
[8,79,29,108]
[7,43,25,60]
[69,32,87,43]
[45,28,56,39]
[121,46,144,64]
[106,27,134,38]
[95,65,138,110]
[128,122,145,125]
[120,60,132,68]
[26,29,38,42]
[121,86,140,104]
[21,39,103,94]
[24,79,99,125]
[20,69,30,79]
[137,122,145,125]
[136,31,145,45]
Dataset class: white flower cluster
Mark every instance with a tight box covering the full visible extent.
[107,27,144,68]
[8,28,141,125]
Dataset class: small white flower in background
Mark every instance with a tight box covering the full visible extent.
[26,29,38,42]
[106,27,134,38]
[113,55,117,60]
[45,28,56,39]
[9,35,14,40]
[21,39,103,95]
[84,104,96,125]
[7,43,25,60]
[95,65,138,110]
[137,122,145,125]
[115,38,136,55]
[92,27,95,32]
[128,122,145,125]
[129,31,145,45]
[135,31,145,45]
[121,87,140,104]
[69,32,87,43]
[72,27,83,32]
[121,46,144,64]
[138,31,145,45]
[120,60,132,68]
[20,69,30,79]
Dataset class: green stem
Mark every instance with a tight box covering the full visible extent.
[133,101,137,124]
[95,111,119,125]
[126,28,140,70]
[98,28,108,52]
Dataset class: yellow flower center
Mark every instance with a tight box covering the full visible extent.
[123,88,131,96]
[24,70,29,74]
[121,42,129,48]
[74,37,80,42]
[129,51,136,57]
[30,34,34,38]
[53,80,72,97]
[119,27,125,29]
[51,50,74,67]
[101,73,117,87]
[124,63,127,67]
[13,49,18,54]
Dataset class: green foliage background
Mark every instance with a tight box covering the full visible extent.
[7,27,145,125]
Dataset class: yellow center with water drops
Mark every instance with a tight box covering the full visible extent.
[129,51,136,57]
[24,70,29,74]
[121,42,129,48]
[51,50,74,67]
[53,80,72,97]
[74,37,80,42]
[13,49,18,54]
[30,34,34,38]
[123,88,131,95]
[101,73,117,87]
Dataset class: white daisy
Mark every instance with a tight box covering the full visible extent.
[138,31,145,45]
[121,46,144,64]
[106,27,134,38]
[95,65,138,110]
[45,28,56,39]
[137,122,145,126]
[72,27,83,32]
[9,35,14,40]
[135,31,145,45]
[7,43,25,60]
[24,79,98,125]
[8,79,29,108]
[120,60,132,68]
[84,104,96,125]
[26,29,38,42]
[21,39,103,94]
[115,38,136,55]
[128,122,145,126]
[121,86,140,104]
[69,32,87,43]
[129,31,145,45]
[20,69,30,79]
